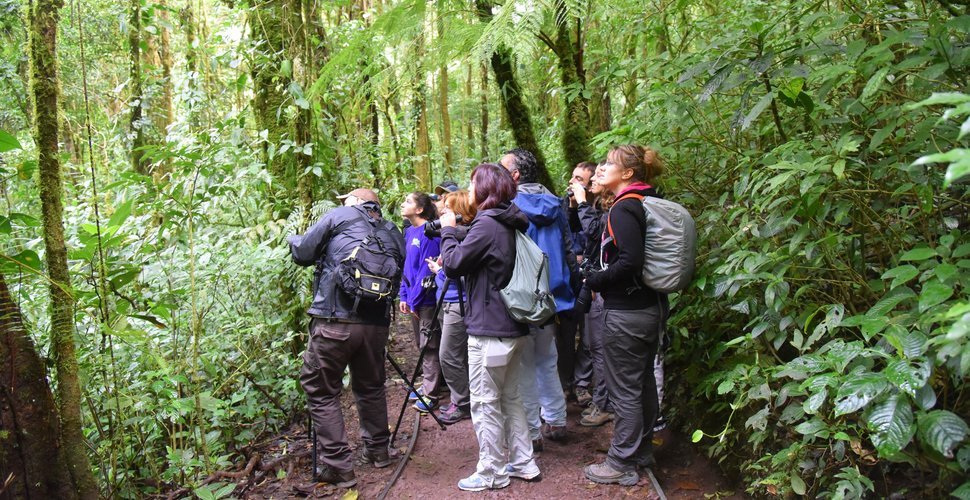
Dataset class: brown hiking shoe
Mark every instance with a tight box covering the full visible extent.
[580,406,614,427]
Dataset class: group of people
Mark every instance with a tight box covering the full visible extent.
[288,144,669,491]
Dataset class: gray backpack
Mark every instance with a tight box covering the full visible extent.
[604,193,696,293]
[500,230,557,325]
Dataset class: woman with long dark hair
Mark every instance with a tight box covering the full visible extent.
[439,164,539,491]
[399,191,443,411]
[582,145,666,486]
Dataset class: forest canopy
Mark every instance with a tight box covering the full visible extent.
[1,0,968,498]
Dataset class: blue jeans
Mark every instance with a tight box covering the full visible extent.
[518,320,567,438]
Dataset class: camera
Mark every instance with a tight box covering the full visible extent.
[423,214,463,238]
[566,185,587,200]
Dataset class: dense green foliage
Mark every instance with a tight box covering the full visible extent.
[1,0,968,497]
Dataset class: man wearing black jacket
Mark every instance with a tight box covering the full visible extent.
[287,188,406,488]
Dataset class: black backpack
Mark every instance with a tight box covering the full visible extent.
[334,211,403,312]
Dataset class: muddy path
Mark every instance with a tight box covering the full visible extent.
[232,322,743,499]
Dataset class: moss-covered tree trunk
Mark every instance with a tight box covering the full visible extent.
[129,0,147,174]
[413,30,431,189]
[553,2,591,168]
[436,2,453,173]
[475,0,551,187]
[250,0,288,183]
[179,0,200,129]
[28,0,97,497]
[480,62,488,159]
[0,274,77,500]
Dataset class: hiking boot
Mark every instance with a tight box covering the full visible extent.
[413,397,438,413]
[541,423,567,441]
[575,386,593,407]
[439,403,471,425]
[652,415,668,433]
[532,437,543,452]
[506,463,541,481]
[581,401,597,417]
[355,447,399,468]
[580,406,614,427]
[584,461,638,486]
[314,465,357,488]
[457,472,510,491]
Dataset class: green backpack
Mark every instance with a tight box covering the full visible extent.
[500,230,557,326]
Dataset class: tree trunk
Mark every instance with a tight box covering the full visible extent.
[28,0,97,497]
[436,3,453,174]
[250,0,288,183]
[129,0,147,174]
[0,274,78,500]
[475,0,551,187]
[157,0,174,136]
[413,28,431,189]
[553,5,592,170]
[480,62,488,160]
[180,0,200,129]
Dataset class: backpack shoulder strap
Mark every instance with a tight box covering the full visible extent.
[605,192,645,243]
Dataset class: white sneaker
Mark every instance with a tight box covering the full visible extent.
[506,464,541,481]
[457,472,511,491]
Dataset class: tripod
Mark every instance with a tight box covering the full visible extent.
[389,276,465,443]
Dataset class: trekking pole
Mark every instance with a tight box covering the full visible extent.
[390,277,451,441]
[308,411,317,476]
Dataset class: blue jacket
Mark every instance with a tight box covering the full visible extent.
[400,224,440,309]
[513,183,576,313]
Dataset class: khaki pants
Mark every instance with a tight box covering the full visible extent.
[467,335,537,481]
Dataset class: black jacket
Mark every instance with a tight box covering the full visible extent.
[585,186,660,310]
[577,202,605,267]
[440,202,530,338]
[287,202,406,326]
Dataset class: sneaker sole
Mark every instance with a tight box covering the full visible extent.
[457,479,510,491]
[509,472,541,481]
[579,418,612,427]
[585,472,638,486]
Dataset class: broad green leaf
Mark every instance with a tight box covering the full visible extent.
[918,410,968,458]
[867,287,916,318]
[0,129,21,152]
[742,92,774,131]
[795,417,827,437]
[868,394,915,457]
[861,67,891,103]
[791,474,807,495]
[952,481,970,500]
[885,360,929,397]
[745,406,769,431]
[899,247,937,261]
[691,429,703,442]
[834,373,889,416]
[107,199,135,229]
[882,265,919,289]
[1,250,42,274]
[920,281,954,312]
[804,389,827,414]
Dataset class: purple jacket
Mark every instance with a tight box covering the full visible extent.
[400,224,440,309]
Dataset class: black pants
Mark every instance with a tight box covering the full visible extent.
[301,319,389,472]
[555,309,580,391]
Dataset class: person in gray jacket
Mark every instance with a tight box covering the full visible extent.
[287,188,405,488]
[439,164,540,491]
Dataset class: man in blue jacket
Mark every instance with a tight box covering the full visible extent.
[500,148,578,450]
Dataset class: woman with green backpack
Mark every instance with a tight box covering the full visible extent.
[438,163,540,492]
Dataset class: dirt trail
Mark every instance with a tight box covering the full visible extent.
[239,326,743,499]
